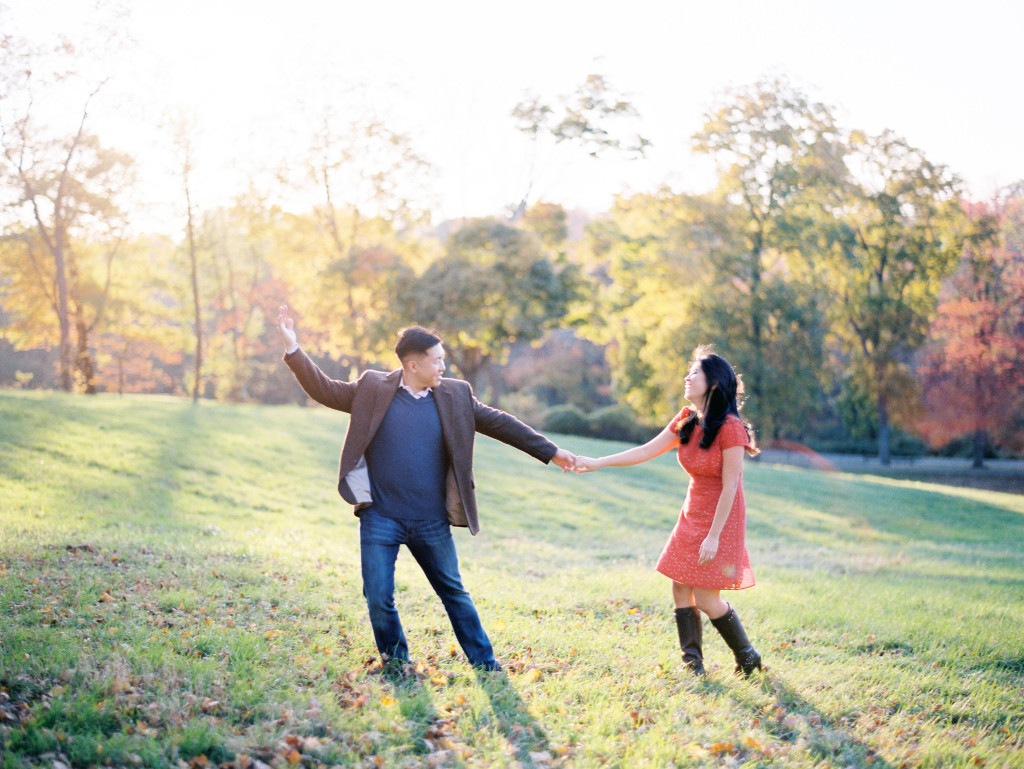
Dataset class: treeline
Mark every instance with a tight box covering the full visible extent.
[1,19,1022,465]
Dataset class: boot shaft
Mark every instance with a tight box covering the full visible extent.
[709,605,762,676]
[674,606,705,675]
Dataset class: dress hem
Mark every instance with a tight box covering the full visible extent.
[654,565,755,591]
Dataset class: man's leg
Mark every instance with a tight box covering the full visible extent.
[406,518,498,669]
[359,512,410,663]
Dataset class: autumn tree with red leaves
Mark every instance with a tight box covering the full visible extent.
[915,191,1024,466]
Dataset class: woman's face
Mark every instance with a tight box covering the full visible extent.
[684,360,708,405]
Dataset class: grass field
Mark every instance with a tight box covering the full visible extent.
[1,390,1022,769]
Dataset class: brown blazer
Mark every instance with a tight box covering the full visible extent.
[285,348,558,534]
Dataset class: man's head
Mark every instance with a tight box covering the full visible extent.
[395,326,445,390]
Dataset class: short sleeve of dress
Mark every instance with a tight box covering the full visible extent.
[668,407,691,435]
[719,417,750,451]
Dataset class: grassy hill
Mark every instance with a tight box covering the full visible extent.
[1,390,1022,768]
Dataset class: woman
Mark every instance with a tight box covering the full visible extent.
[575,346,762,676]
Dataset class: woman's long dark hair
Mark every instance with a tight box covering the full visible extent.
[677,345,760,457]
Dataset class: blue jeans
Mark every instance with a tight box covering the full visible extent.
[359,511,498,669]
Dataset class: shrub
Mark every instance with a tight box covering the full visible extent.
[543,404,589,437]
[587,404,656,443]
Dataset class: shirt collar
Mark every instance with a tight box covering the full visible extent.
[398,374,432,399]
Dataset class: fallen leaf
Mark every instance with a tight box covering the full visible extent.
[709,742,735,756]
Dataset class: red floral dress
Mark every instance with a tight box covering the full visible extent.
[655,408,755,590]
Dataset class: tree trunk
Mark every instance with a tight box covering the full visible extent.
[454,348,487,394]
[877,390,891,466]
[67,249,98,394]
[54,239,74,392]
[185,185,202,403]
[972,429,987,469]
[74,315,97,393]
[43,221,74,391]
[748,231,766,429]
[487,363,503,409]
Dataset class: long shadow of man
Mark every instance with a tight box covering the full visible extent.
[474,669,551,768]
[381,667,550,768]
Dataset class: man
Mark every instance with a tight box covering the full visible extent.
[277,306,576,672]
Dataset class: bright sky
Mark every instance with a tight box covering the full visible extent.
[7,0,1023,231]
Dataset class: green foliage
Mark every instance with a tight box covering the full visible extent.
[585,404,656,443]
[541,403,655,443]
[811,130,965,461]
[542,403,589,436]
[1,391,1023,767]
[414,217,583,390]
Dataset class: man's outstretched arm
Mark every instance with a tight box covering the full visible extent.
[277,305,357,413]
[472,396,577,472]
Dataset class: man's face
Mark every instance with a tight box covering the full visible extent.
[406,343,446,390]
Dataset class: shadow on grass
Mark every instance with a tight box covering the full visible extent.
[380,668,549,768]
[746,671,895,768]
[474,669,551,768]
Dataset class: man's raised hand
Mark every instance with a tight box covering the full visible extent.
[277,305,298,353]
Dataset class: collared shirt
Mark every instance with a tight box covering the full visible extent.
[398,375,432,400]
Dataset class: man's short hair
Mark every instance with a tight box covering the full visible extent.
[395,326,442,362]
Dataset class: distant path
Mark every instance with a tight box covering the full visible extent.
[759,449,1024,495]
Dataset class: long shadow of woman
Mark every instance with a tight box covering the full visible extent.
[732,671,896,767]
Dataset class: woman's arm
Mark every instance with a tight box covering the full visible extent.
[574,426,679,472]
[698,445,744,564]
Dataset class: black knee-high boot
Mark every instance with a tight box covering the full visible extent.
[674,607,705,675]
[710,604,762,676]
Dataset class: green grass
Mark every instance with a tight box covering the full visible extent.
[1,389,1022,768]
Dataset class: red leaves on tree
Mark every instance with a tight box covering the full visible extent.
[915,196,1024,454]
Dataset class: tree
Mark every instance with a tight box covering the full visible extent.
[412,217,583,404]
[511,72,650,218]
[815,130,964,463]
[915,192,1024,463]
[0,10,134,393]
[91,234,186,396]
[287,106,432,377]
[690,76,844,437]
[201,191,285,401]
[170,114,204,401]
[578,188,826,439]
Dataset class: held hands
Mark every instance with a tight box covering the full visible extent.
[572,456,604,473]
[698,533,719,564]
[551,448,578,473]
[277,305,298,352]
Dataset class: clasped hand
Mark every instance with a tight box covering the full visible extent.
[551,448,578,472]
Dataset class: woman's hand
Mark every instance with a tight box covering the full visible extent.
[573,456,604,473]
[698,533,719,564]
